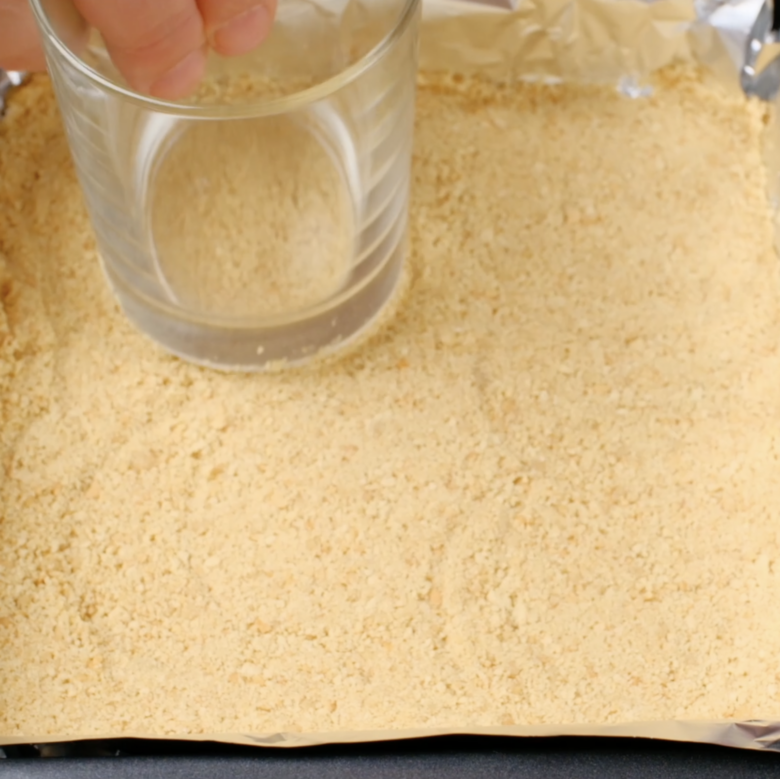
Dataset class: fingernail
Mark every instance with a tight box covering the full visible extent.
[211,6,271,57]
[149,49,207,100]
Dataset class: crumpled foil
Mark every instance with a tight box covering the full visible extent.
[2,0,780,757]
[0,70,26,116]
[420,0,768,94]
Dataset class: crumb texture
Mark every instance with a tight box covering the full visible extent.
[152,115,351,318]
[2,70,780,738]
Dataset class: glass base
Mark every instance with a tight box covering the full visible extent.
[101,240,405,372]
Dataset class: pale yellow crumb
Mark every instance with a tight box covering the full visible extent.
[151,114,352,319]
[1,68,780,740]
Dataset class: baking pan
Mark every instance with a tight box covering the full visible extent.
[4,0,780,762]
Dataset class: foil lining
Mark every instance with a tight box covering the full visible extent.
[2,0,780,756]
[419,0,771,93]
[0,70,26,116]
[2,719,780,752]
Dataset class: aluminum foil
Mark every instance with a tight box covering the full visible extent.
[0,70,26,116]
[2,0,780,756]
[421,0,757,86]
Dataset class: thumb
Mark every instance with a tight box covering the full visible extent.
[73,0,207,99]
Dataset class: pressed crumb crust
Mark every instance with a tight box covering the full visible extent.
[2,69,780,738]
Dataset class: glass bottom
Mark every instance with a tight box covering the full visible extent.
[100,237,405,371]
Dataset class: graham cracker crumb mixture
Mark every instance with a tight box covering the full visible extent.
[2,68,780,739]
[151,115,352,318]
[190,72,317,105]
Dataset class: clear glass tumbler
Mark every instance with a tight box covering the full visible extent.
[30,0,421,370]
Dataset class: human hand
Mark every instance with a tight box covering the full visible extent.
[0,0,277,99]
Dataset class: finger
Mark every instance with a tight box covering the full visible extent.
[73,0,207,99]
[197,0,276,58]
[0,0,46,71]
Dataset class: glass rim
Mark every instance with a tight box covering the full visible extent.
[29,0,421,118]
